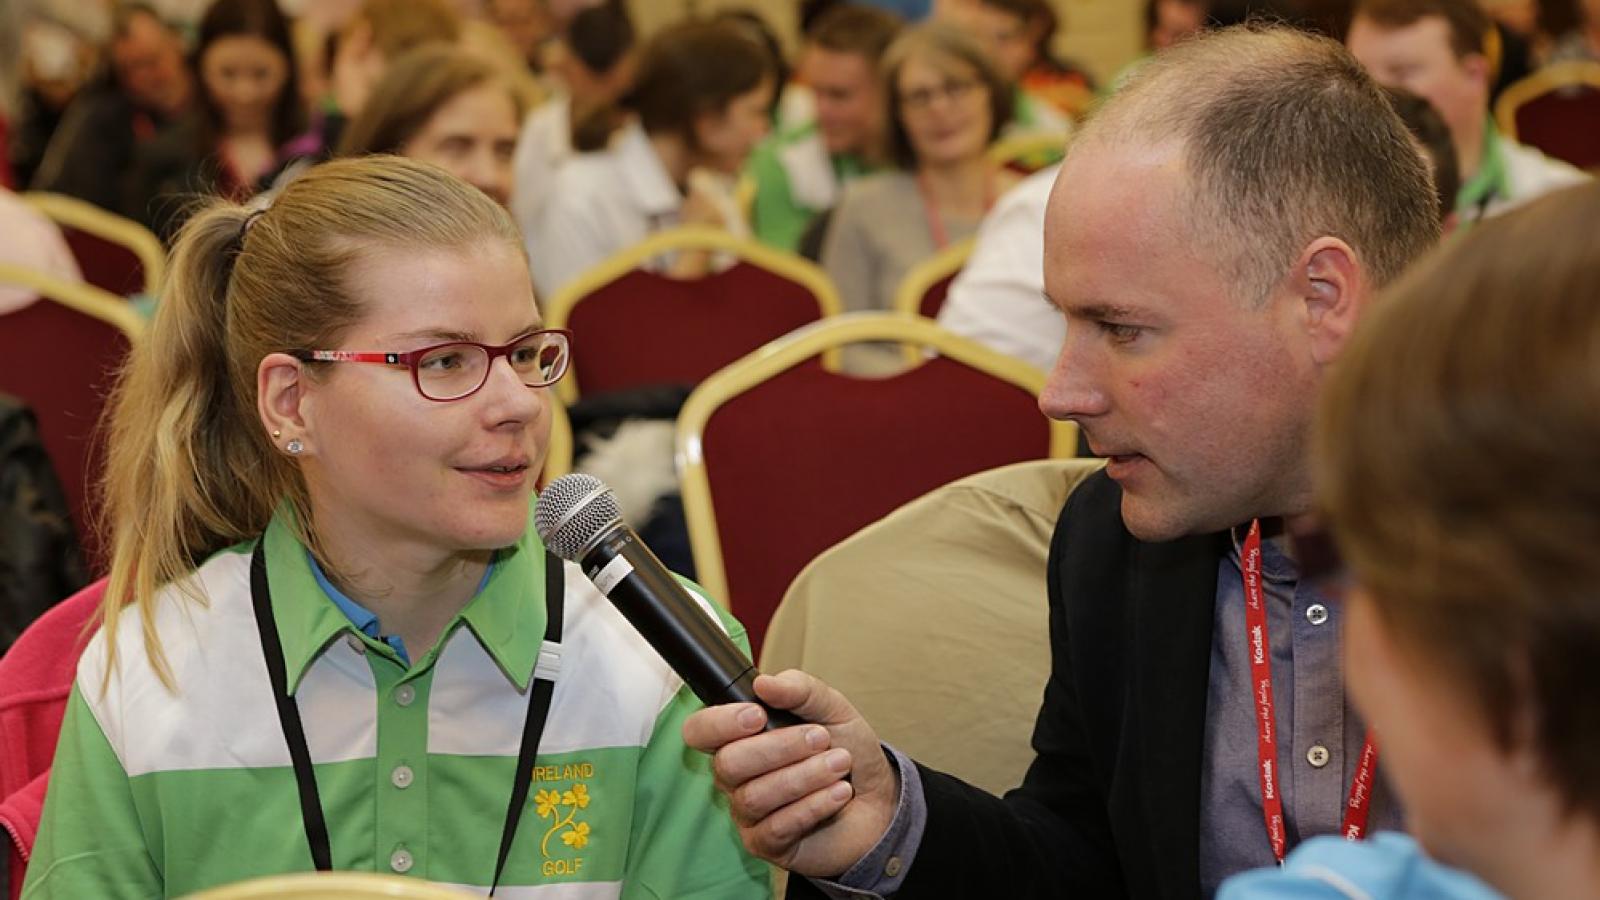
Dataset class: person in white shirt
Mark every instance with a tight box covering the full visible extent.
[528,20,775,299]
[935,165,1059,372]
[1346,0,1588,225]
[509,4,636,243]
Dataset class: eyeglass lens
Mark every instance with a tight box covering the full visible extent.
[415,333,568,400]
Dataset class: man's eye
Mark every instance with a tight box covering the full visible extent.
[1098,322,1143,343]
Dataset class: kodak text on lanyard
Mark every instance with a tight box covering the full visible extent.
[1240,519,1379,865]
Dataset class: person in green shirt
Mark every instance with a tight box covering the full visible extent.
[21,156,770,899]
[1346,0,1588,226]
[747,5,901,252]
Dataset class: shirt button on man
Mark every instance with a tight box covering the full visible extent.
[1306,603,1330,626]
[394,683,416,707]
[391,764,414,789]
[389,847,413,874]
[1307,746,1331,768]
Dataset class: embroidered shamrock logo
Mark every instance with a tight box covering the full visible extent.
[561,821,591,850]
[534,789,562,818]
[538,781,592,858]
[562,784,590,809]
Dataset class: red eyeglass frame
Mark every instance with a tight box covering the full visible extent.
[287,328,573,402]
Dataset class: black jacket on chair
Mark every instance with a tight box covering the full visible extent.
[0,395,89,656]
[790,470,1228,899]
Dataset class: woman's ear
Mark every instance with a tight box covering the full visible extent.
[258,352,311,455]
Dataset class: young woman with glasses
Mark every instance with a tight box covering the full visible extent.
[21,156,771,899]
[819,24,1022,337]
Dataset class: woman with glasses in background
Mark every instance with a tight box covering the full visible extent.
[22,156,771,899]
[820,23,1021,327]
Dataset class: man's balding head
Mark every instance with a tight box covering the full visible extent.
[1069,25,1439,304]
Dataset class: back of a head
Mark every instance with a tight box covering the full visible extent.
[358,0,462,60]
[808,3,903,62]
[1316,180,1600,826]
[596,20,773,150]
[1074,24,1439,301]
[1383,85,1460,219]
[564,3,634,74]
[101,155,521,685]
[336,45,514,157]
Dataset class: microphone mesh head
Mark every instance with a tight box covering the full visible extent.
[535,473,623,561]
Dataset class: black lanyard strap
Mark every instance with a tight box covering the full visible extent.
[250,542,565,895]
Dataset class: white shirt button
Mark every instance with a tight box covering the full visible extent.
[391,765,414,789]
[1306,745,1330,768]
[394,684,416,707]
[884,857,903,877]
[1306,603,1330,626]
[345,634,366,655]
[389,847,413,873]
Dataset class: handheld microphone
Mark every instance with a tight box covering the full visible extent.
[535,474,802,731]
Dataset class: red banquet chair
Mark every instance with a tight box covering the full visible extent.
[543,226,843,404]
[892,237,975,320]
[0,265,144,573]
[676,313,1079,655]
[22,192,165,298]
[1494,62,1600,171]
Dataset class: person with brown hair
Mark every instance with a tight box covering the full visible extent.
[527,19,776,297]
[950,0,1096,121]
[124,0,303,239]
[19,155,770,898]
[273,0,461,179]
[1347,0,1587,225]
[820,22,1020,318]
[338,45,527,208]
[687,24,1442,900]
[1222,180,1600,900]
[747,3,902,252]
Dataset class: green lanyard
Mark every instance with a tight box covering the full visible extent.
[1455,120,1510,225]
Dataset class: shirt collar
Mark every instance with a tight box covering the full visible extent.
[1225,519,1300,585]
[261,510,549,694]
[614,119,684,220]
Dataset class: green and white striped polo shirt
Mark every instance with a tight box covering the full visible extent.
[22,513,771,899]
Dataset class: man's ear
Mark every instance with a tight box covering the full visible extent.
[1293,236,1367,366]
[258,352,312,455]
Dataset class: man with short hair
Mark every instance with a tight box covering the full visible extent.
[31,4,192,213]
[686,25,1442,899]
[746,4,902,253]
[1346,0,1587,224]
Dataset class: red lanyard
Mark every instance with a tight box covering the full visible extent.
[916,170,995,250]
[1241,519,1379,864]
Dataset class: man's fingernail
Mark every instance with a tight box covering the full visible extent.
[805,726,828,749]
[826,748,851,772]
[829,781,852,802]
[738,706,764,730]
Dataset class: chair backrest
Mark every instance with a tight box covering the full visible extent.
[1494,62,1600,171]
[677,313,1078,654]
[22,192,165,297]
[544,226,843,404]
[891,237,975,320]
[0,265,144,573]
[761,459,1103,795]
[538,393,573,489]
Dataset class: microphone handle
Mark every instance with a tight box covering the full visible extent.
[581,526,804,733]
